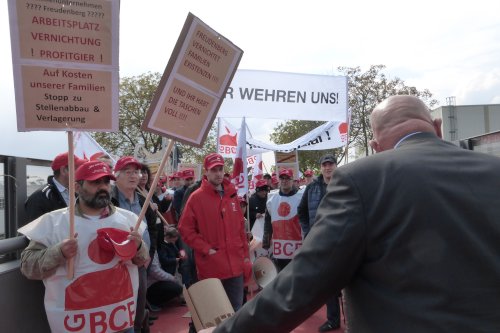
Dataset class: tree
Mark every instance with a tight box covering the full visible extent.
[93,72,162,156]
[93,72,217,166]
[339,65,438,156]
[271,65,439,168]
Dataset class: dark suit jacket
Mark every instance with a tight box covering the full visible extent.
[215,132,500,332]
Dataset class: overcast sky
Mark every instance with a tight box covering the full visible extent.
[1,0,499,162]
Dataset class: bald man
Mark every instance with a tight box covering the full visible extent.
[201,95,500,333]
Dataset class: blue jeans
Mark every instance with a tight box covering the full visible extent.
[221,275,244,311]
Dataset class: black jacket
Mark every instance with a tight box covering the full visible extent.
[24,176,67,223]
[248,192,267,229]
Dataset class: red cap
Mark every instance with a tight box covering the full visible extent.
[96,228,137,261]
[204,153,224,170]
[182,169,195,179]
[51,152,87,171]
[114,156,142,172]
[279,168,294,179]
[255,179,268,189]
[168,172,179,180]
[75,161,116,181]
[304,169,314,177]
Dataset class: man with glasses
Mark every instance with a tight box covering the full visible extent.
[19,160,148,333]
[263,168,303,271]
[111,156,157,332]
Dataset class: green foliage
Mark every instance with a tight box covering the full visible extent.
[92,72,217,163]
[339,65,438,156]
[177,125,217,166]
[271,65,439,166]
[93,72,162,156]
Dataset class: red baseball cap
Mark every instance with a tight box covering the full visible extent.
[75,161,116,182]
[304,169,314,177]
[168,172,180,180]
[97,228,137,261]
[279,168,294,179]
[51,152,87,171]
[182,169,195,179]
[255,179,269,189]
[114,156,142,172]
[204,153,225,170]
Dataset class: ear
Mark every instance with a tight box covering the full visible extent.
[74,181,82,193]
[369,139,381,153]
[433,118,443,138]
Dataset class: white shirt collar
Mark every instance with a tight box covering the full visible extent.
[52,177,67,193]
[394,132,422,149]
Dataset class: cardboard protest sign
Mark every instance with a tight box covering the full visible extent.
[183,278,234,331]
[275,151,298,164]
[142,13,243,147]
[8,0,120,132]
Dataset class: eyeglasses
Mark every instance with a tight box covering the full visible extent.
[123,170,142,177]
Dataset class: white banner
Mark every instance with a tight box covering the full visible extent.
[218,118,348,156]
[218,70,348,121]
[248,120,348,153]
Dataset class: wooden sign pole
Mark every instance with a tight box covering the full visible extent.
[134,140,175,231]
[66,131,76,279]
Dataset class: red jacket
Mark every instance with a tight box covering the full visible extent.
[178,178,249,280]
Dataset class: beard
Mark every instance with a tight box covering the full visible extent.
[79,189,111,209]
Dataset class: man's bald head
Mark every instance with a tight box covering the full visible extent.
[369,95,442,152]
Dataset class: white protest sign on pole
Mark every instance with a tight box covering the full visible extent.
[8,0,120,132]
[142,13,243,148]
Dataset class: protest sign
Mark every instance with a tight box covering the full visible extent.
[8,0,119,132]
[142,13,243,148]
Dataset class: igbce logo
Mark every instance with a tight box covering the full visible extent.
[218,145,237,155]
[58,233,136,333]
[64,301,135,333]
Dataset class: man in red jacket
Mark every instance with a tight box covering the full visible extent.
[178,153,250,311]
